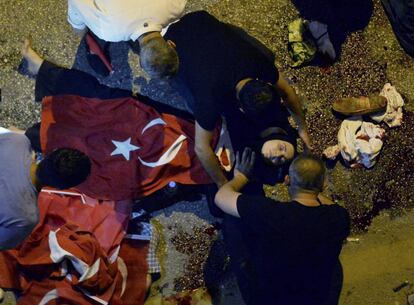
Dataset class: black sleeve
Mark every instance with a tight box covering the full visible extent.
[225,23,276,65]
[194,99,220,131]
[237,194,283,233]
[35,61,132,102]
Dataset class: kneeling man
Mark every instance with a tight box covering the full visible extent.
[215,150,350,305]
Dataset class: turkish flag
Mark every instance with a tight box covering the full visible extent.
[0,191,148,305]
[40,95,215,200]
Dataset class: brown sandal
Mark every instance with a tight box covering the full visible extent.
[332,95,387,116]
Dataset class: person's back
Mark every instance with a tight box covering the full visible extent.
[237,195,349,304]
[165,11,278,131]
[215,153,350,305]
[68,0,186,42]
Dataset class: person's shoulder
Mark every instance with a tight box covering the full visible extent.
[325,204,351,228]
[237,193,280,219]
[180,10,220,25]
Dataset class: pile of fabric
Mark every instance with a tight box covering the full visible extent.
[0,89,225,304]
[0,190,149,305]
[324,83,405,168]
[288,18,336,67]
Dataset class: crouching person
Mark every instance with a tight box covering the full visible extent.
[0,130,91,250]
[215,149,350,305]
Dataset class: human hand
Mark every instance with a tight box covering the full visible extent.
[298,127,313,151]
[234,147,256,179]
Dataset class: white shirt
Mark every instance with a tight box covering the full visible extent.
[67,0,186,42]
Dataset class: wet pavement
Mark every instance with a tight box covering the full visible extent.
[1,0,414,304]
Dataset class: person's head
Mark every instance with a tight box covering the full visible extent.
[36,148,91,190]
[287,154,327,194]
[258,127,297,167]
[139,34,179,78]
[237,79,281,120]
[261,139,295,166]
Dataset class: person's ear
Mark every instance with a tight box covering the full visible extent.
[284,175,290,186]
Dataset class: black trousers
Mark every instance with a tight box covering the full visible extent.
[35,60,193,120]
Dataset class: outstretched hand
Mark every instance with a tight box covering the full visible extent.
[234,147,256,180]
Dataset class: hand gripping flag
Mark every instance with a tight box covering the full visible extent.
[40,95,215,200]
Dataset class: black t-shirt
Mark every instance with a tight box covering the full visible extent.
[237,194,350,305]
[165,11,279,131]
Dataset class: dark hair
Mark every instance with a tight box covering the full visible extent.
[36,148,91,190]
[289,154,326,192]
[139,37,179,78]
[238,79,280,119]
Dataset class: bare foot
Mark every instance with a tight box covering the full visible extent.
[21,39,44,75]
[0,287,4,301]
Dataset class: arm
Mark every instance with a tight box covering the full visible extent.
[214,174,248,217]
[275,73,312,149]
[215,148,256,217]
[195,122,228,187]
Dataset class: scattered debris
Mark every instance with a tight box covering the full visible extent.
[408,293,414,305]
[371,83,405,127]
[346,237,360,243]
[323,83,405,169]
[392,280,409,292]
[323,117,385,168]
[288,18,317,67]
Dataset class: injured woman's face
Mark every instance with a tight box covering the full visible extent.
[261,140,295,166]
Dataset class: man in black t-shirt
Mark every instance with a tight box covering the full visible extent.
[164,11,312,188]
[215,151,350,305]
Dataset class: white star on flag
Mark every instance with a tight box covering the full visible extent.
[111,138,140,161]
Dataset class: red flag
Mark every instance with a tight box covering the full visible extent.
[0,191,149,305]
[41,95,215,201]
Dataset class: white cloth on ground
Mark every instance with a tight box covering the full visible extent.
[371,83,404,127]
[323,116,385,168]
[67,0,187,42]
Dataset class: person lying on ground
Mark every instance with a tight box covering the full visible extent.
[163,11,312,189]
[215,150,350,305]
[0,129,91,250]
[21,39,214,201]
[67,0,186,77]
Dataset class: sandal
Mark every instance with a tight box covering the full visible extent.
[332,95,388,116]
